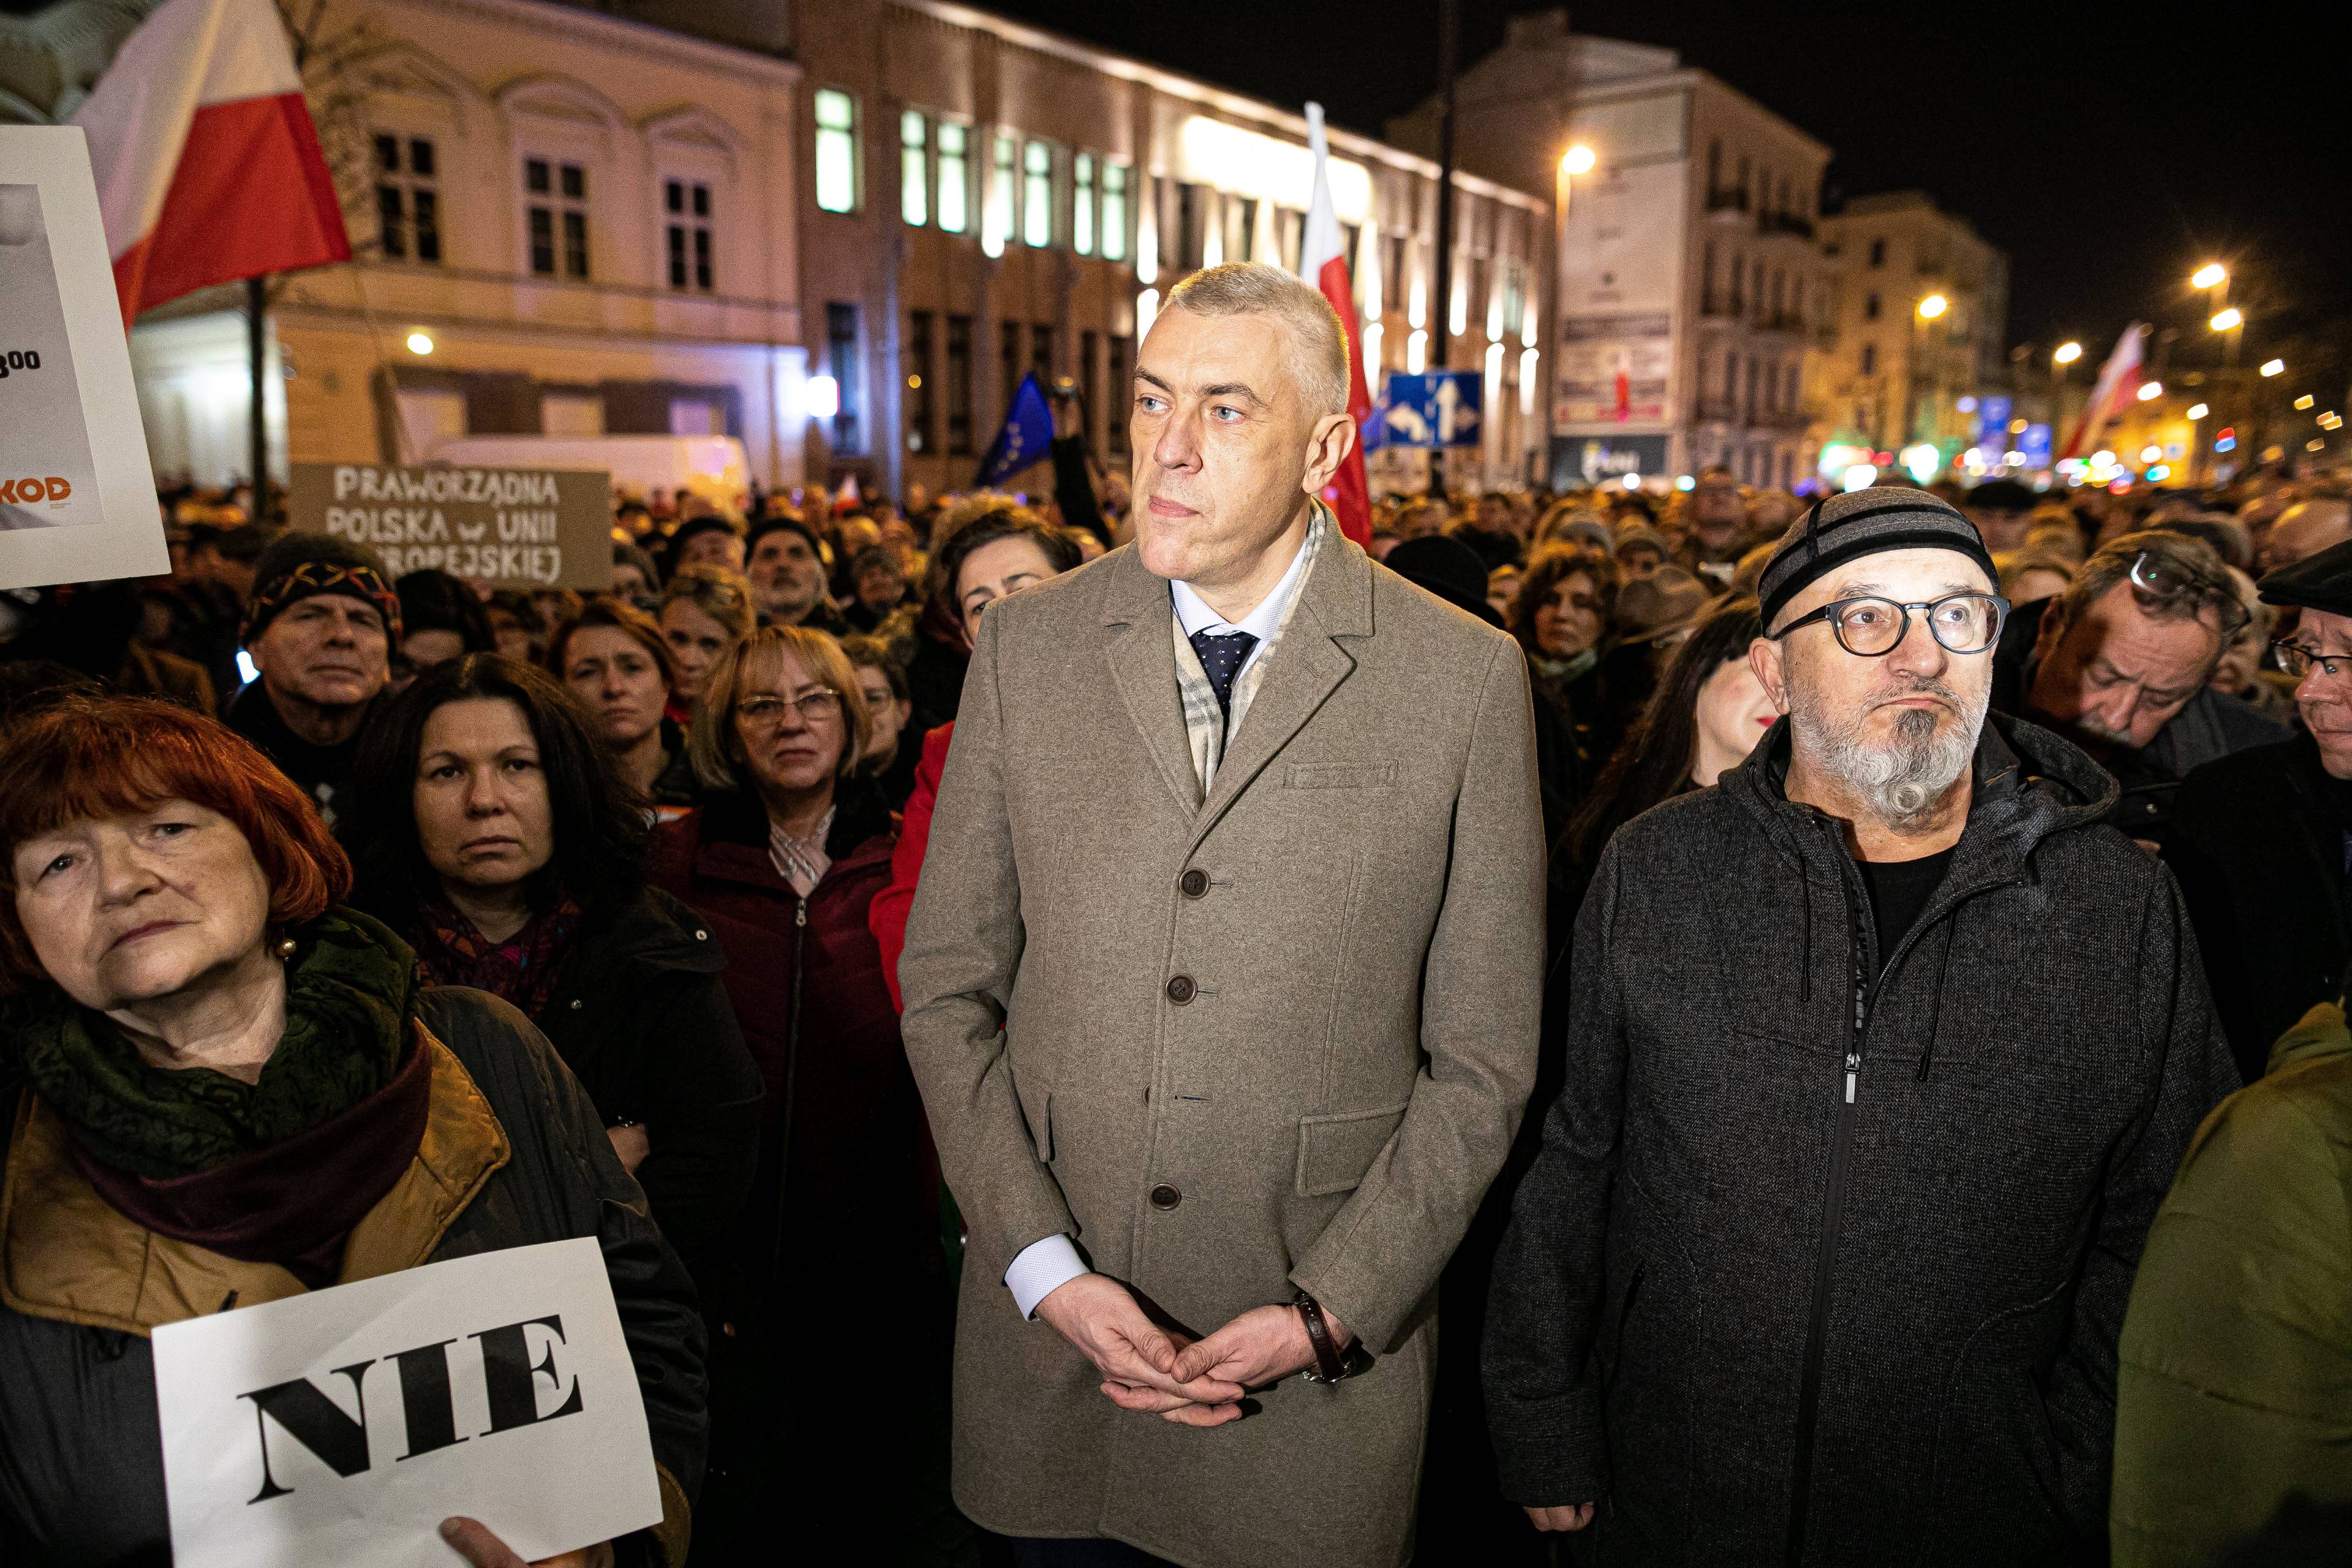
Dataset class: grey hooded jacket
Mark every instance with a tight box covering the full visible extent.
[1484,714,2237,1567]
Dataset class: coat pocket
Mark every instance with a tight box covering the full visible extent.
[1284,762,1401,790]
[1294,1102,1409,1196]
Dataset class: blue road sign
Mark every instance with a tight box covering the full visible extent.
[1380,371,1483,449]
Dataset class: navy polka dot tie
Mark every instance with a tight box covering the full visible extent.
[1189,629,1259,719]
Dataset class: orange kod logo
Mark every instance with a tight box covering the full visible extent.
[0,476,70,504]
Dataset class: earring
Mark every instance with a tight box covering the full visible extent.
[276,937,298,960]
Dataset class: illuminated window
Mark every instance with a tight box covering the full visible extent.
[900,111,927,227]
[1073,152,1096,255]
[814,89,858,214]
[937,123,968,233]
[1023,140,1054,247]
[1101,162,1128,262]
[375,135,440,264]
[663,179,712,292]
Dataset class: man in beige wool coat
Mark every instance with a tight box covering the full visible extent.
[899,260,1545,1568]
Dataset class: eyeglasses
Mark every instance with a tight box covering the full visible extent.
[2130,550,2251,641]
[736,689,842,726]
[1773,592,2010,657]
[2272,640,2352,680]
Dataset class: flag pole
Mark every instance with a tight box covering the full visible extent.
[247,273,269,525]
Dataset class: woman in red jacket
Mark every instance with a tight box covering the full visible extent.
[645,623,938,1563]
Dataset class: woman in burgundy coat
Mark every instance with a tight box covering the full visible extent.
[646,624,942,1563]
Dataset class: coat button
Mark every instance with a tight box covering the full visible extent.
[695,929,708,940]
[1179,869,1210,899]
[1166,975,1197,1004]
[1149,1183,1182,1210]
[570,998,582,1010]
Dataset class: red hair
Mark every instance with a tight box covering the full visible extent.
[0,695,351,993]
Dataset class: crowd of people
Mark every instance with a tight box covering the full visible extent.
[2,258,2351,1566]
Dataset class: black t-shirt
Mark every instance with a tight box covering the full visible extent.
[1856,846,1956,970]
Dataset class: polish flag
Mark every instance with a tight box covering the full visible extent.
[74,0,350,327]
[1300,102,1373,549]
[2059,323,2149,462]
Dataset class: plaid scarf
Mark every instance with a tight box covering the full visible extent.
[239,559,405,646]
[1173,505,1330,796]
[408,894,583,1023]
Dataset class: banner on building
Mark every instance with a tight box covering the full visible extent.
[153,1238,661,1568]
[1553,151,1685,431]
[287,462,612,589]
[0,127,165,589]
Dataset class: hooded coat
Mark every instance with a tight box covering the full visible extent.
[1484,714,2237,1567]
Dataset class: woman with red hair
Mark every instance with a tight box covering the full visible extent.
[0,695,704,1568]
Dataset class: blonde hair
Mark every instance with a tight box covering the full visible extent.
[688,625,872,792]
[1164,262,1349,420]
[660,563,756,641]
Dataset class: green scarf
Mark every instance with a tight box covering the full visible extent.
[6,908,417,1180]
[1531,648,1600,688]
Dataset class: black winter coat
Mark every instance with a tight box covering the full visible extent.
[2168,733,2351,1083]
[0,987,707,1567]
[1484,715,2237,1567]
[535,887,766,1283]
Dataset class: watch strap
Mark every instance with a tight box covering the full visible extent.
[1292,1289,1347,1383]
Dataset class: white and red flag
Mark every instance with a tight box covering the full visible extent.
[2059,322,2150,462]
[73,0,349,326]
[1299,102,1373,549]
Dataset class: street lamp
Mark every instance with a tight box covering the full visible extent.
[1561,144,1595,176]
[2191,263,2228,290]
[2261,359,2285,377]
[2053,341,2082,364]
[1917,294,1948,320]
[2209,307,2244,332]
[2137,380,2163,401]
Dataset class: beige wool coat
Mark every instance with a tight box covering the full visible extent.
[898,530,1545,1568]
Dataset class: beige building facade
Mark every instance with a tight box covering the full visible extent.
[1390,10,1834,492]
[1814,190,2011,466]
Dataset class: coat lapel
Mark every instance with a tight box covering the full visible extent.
[1188,536,1374,851]
[1100,548,1205,815]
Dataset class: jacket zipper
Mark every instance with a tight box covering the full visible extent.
[766,895,811,1283]
[1786,822,1868,1568]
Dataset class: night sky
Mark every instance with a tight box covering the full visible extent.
[990,0,2352,372]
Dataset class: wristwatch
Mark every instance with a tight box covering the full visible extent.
[1291,1289,1350,1384]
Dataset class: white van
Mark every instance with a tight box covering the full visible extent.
[425,434,748,510]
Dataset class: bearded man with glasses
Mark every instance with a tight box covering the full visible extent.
[1485,486,2236,1567]
[1990,530,2288,849]
[2169,535,2352,1082]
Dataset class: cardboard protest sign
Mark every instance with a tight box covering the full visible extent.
[0,127,165,588]
[152,1237,662,1568]
[286,462,613,590]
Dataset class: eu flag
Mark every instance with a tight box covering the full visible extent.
[976,373,1054,487]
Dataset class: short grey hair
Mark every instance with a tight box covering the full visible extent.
[1163,262,1349,421]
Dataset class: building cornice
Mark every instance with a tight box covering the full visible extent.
[893,0,1547,211]
[400,0,802,89]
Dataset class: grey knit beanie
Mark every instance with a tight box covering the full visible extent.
[1756,486,1996,629]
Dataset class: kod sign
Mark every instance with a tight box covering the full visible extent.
[1379,371,1483,449]
[1550,434,1669,490]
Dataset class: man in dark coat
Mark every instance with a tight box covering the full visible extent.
[1991,527,2285,846]
[2169,535,2352,1082]
[1485,487,2237,1566]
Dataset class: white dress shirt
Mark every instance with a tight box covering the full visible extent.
[1001,527,1317,1320]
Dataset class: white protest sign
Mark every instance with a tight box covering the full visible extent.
[152,1237,662,1568]
[0,127,164,589]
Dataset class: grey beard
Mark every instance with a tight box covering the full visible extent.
[1790,682,1988,831]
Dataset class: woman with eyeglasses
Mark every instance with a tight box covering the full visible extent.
[645,625,940,1562]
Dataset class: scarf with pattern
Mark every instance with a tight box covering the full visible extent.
[407,894,582,1023]
[1172,504,1330,796]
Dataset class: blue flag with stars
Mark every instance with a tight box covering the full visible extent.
[976,372,1054,487]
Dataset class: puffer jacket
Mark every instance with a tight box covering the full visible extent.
[1484,713,2237,1567]
[0,986,707,1567]
[2112,1001,2352,1567]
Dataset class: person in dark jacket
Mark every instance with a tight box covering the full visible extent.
[345,653,763,1302]
[902,500,1084,735]
[225,532,402,829]
[1991,528,2286,846]
[2170,535,2352,1082]
[1485,488,2237,1567]
[0,695,704,1566]
[549,599,702,821]
[645,624,940,1564]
